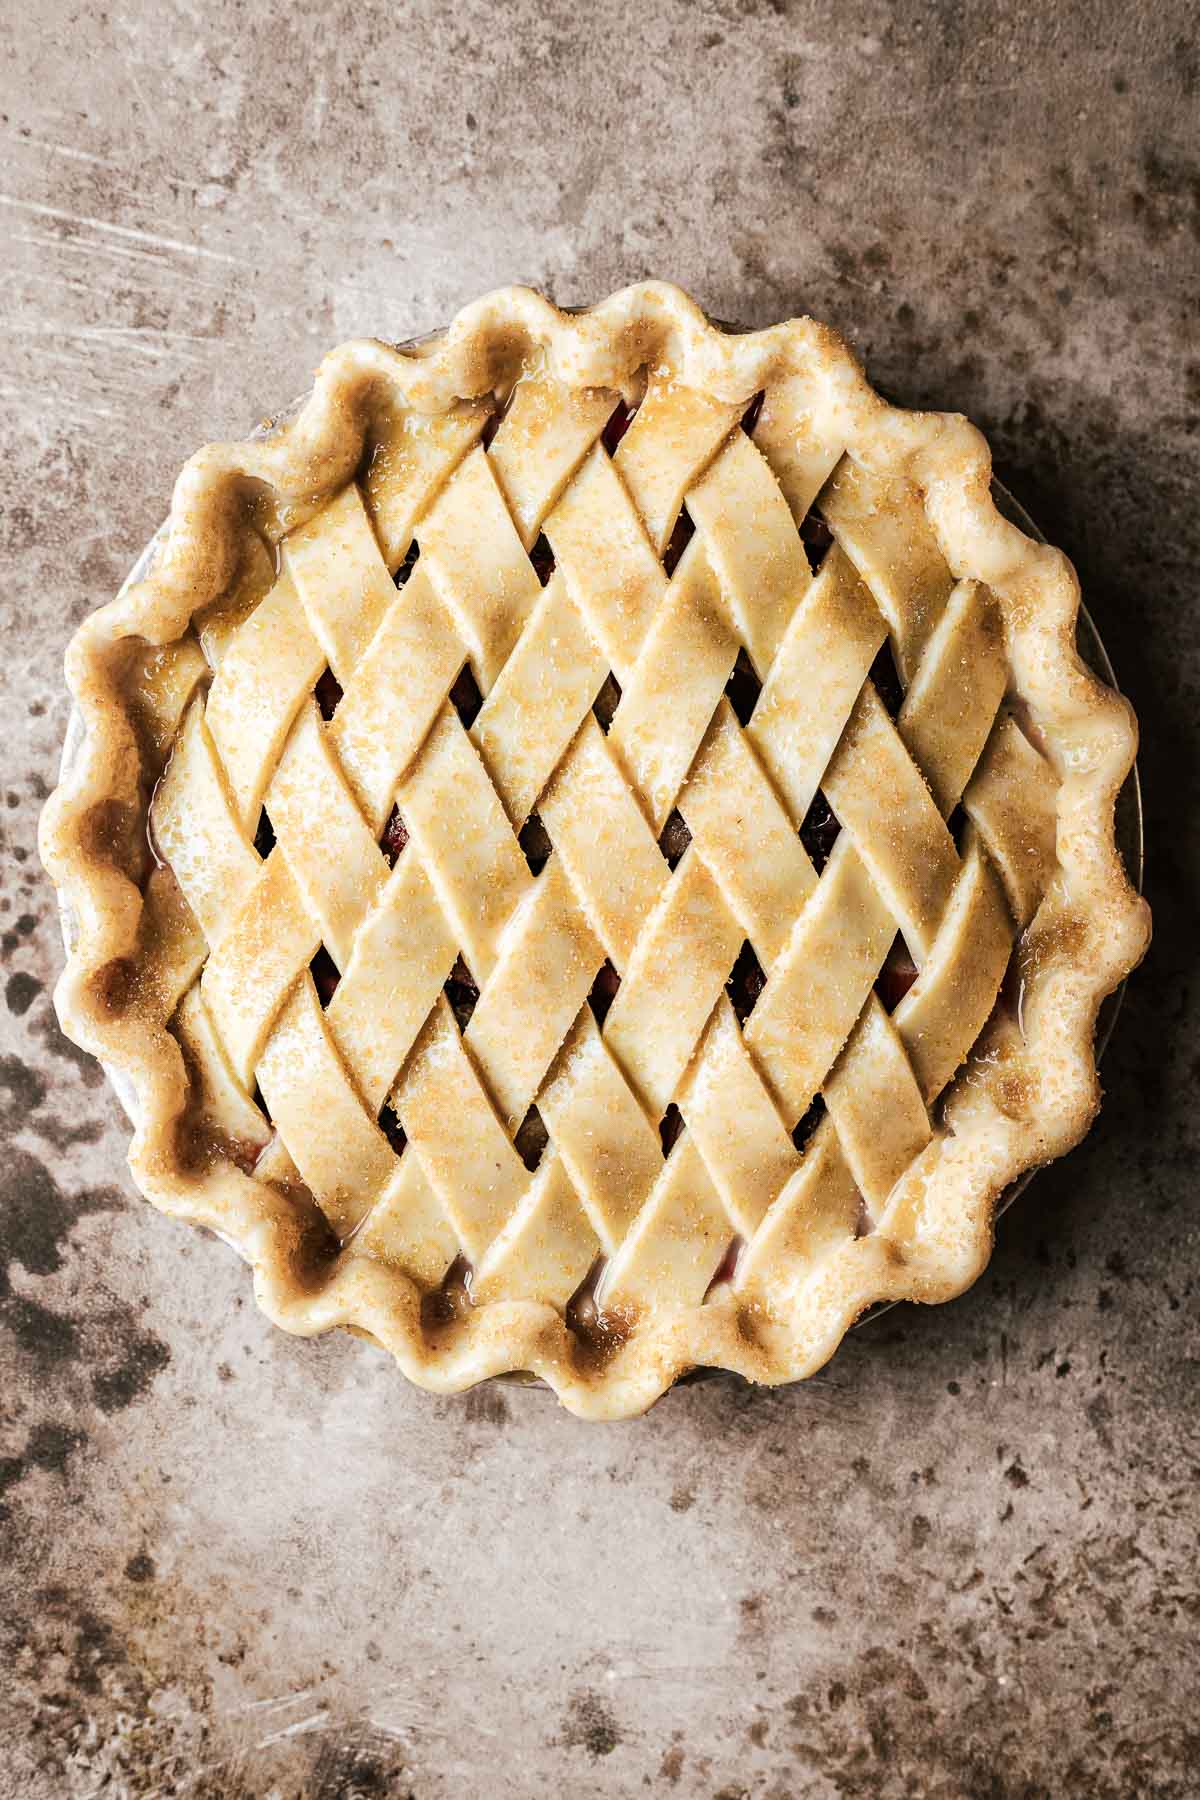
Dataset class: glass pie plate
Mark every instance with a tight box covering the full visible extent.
[55,362,1143,1385]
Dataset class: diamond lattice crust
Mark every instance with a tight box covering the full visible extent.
[40,284,1149,1418]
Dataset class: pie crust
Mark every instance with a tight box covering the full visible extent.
[39,282,1150,1419]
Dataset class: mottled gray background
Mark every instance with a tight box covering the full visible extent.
[1,1,1196,1795]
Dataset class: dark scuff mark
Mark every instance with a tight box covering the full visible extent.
[0,1420,87,1497]
[0,911,39,956]
[33,1589,134,1702]
[33,1114,107,1152]
[0,1143,118,1294]
[0,1052,48,1123]
[1,1048,107,1149]
[0,1144,167,1407]
[92,1328,171,1414]
[561,1689,621,1759]
[2,1291,80,1371]
[5,971,42,1015]
[1128,148,1200,246]
[310,1734,408,1798]
[659,1741,685,1784]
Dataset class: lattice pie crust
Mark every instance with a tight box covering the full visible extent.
[39,284,1149,1418]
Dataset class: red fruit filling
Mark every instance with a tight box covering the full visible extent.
[315,668,343,721]
[706,1235,744,1293]
[449,663,482,728]
[658,809,692,869]
[799,791,841,871]
[380,806,409,867]
[601,400,636,455]
[661,507,695,576]
[876,937,919,1012]
[741,391,765,435]
[310,946,340,1006]
[445,956,479,1031]
[868,641,905,719]
[726,940,766,1023]
[800,510,833,559]
[588,960,621,1027]
[659,1103,684,1156]
[725,647,762,726]
[529,533,555,586]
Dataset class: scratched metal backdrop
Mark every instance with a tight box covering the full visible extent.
[2,2,1196,1794]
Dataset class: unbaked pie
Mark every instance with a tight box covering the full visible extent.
[39,283,1149,1418]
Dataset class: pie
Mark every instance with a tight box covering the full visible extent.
[39,282,1150,1419]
